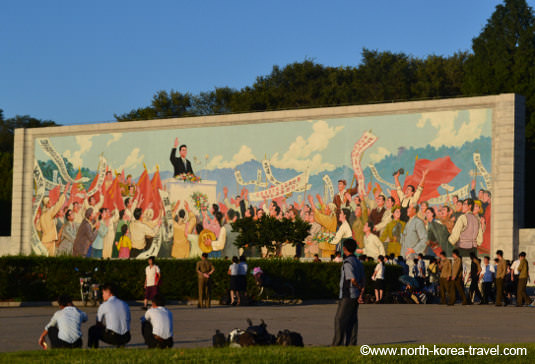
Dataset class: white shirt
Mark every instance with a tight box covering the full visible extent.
[511,260,520,275]
[373,261,385,280]
[331,221,353,246]
[130,220,158,249]
[146,265,161,287]
[97,296,131,335]
[143,306,173,339]
[45,306,88,343]
[363,233,386,260]
[229,263,240,276]
[211,225,227,251]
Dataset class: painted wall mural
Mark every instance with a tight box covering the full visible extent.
[32,108,492,259]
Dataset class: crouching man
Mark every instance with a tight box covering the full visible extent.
[141,294,173,348]
[88,284,131,348]
[38,294,88,349]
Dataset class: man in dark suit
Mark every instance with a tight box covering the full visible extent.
[170,137,194,177]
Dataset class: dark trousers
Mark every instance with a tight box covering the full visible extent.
[130,248,143,258]
[458,248,477,258]
[47,327,82,349]
[469,279,482,302]
[495,278,505,305]
[439,278,449,304]
[332,298,359,346]
[449,277,468,305]
[482,281,493,304]
[517,278,530,306]
[198,278,211,308]
[88,325,131,348]
[141,321,173,348]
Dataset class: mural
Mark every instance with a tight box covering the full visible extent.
[32,108,492,259]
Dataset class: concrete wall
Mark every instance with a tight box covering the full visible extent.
[7,93,526,260]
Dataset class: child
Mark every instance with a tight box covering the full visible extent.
[116,224,131,259]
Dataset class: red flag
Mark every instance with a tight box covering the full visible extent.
[47,185,61,206]
[88,173,101,203]
[103,176,125,211]
[150,168,163,216]
[403,156,461,202]
[137,168,153,212]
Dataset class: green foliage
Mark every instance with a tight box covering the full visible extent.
[0,110,58,236]
[464,0,535,145]
[0,256,402,301]
[231,216,311,255]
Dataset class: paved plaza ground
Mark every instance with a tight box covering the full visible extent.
[0,302,534,352]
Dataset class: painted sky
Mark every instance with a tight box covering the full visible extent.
[35,108,493,178]
[1,0,517,125]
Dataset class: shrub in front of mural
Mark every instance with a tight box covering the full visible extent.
[0,256,402,301]
[232,216,311,256]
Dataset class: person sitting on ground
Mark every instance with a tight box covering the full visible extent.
[141,294,173,348]
[39,294,87,349]
[88,284,131,348]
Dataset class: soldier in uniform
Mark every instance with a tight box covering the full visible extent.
[495,250,507,306]
[516,252,531,307]
[449,249,469,305]
[196,253,215,308]
[438,251,452,305]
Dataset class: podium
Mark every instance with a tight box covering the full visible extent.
[164,178,217,213]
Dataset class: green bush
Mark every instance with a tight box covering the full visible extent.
[0,256,402,301]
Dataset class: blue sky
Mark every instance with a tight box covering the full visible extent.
[1,0,520,125]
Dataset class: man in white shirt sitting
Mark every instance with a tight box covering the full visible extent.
[38,295,87,349]
[88,284,131,348]
[141,294,173,348]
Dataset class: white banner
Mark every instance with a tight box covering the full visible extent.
[32,162,49,256]
[473,153,491,190]
[351,131,378,196]
[427,184,470,205]
[322,175,335,202]
[249,173,308,201]
[86,155,107,197]
[262,159,282,185]
[234,168,268,188]
[159,189,173,240]
[38,138,89,184]
[368,164,396,190]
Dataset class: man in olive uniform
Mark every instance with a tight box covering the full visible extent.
[495,250,507,306]
[516,252,531,306]
[449,249,469,305]
[196,253,215,308]
[439,251,452,305]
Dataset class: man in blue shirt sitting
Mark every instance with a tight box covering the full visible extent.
[88,283,131,348]
[332,238,365,346]
[39,294,88,349]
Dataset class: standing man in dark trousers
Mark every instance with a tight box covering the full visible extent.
[449,249,469,305]
[468,252,482,303]
[196,253,215,308]
[438,251,452,305]
[88,284,131,348]
[332,238,365,346]
[495,250,507,306]
[516,252,531,306]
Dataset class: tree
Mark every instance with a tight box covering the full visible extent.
[0,110,58,235]
[463,0,535,145]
